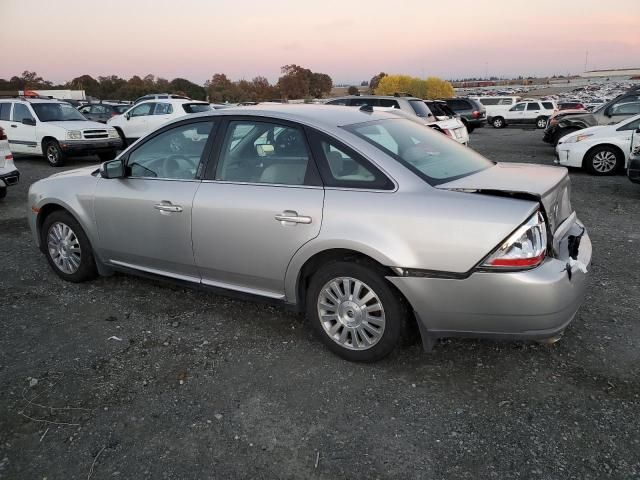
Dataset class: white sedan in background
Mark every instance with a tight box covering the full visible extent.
[555,113,640,175]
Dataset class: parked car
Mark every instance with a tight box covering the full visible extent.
[555,113,640,175]
[133,93,192,104]
[543,110,589,146]
[77,103,129,123]
[373,106,469,145]
[443,98,486,133]
[628,127,640,184]
[469,96,521,120]
[558,101,585,111]
[0,97,122,166]
[0,126,19,198]
[488,100,556,129]
[28,105,591,362]
[107,99,211,145]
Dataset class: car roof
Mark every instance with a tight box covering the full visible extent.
[330,95,423,101]
[190,104,400,128]
[135,98,207,106]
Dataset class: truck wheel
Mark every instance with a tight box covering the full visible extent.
[492,117,505,128]
[43,139,65,167]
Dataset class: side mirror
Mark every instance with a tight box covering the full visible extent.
[101,159,125,179]
[22,118,36,126]
[604,108,612,117]
[125,113,131,120]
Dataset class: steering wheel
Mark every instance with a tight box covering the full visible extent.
[162,155,195,179]
[276,130,300,152]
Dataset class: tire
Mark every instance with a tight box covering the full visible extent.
[0,187,6,199]
[583,146,622,176]
[43,139,65,167]
[492,117,505,128]
[305,261,410,362]
[114,128,127,148]
[97,150,117,162]
[536,117,548,129]
[41,210,98,282]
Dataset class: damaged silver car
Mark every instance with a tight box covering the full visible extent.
[28,105,591,362]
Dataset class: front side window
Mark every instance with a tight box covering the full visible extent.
[510,103,526,112]
[91,105,109,114]
[130,103,154,117]
[617,116,640,132]
[409,100,431,117]
[216,120,311,185]
[127,121,214,179]
[31,103,84,121]
[13,103,35,122]
[345,118,493,186]
[182,103,211,114]
[610,102,640,116]
[153,103,173,115]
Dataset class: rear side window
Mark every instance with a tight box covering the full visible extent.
[526,103,541,111]
[0,103,11,121]
[182,103,211,114]
[446,99,469,110]
[308,131,393,190]
[350,98,379,107]
[379,99,400,108]
[479,98,500,105]
[153,103,173,115]
[542,102,554,109]
[497,98,514,105]
[408,100,431,117]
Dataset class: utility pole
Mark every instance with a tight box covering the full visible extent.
[584,51,589,73]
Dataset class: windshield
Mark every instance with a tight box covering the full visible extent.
[345,118,493,185]
[182,103,212,114]
[32,103,86,121]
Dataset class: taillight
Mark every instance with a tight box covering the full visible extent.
[442,128,452,137]
[481,211,547,270]
[111,112,118,117]
[472,110,480,118]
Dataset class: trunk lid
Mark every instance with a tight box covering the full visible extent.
[436,162,572,233]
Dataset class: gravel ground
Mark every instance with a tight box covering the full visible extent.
[1,127,639,479]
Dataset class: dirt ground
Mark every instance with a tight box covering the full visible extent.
[1,127,639,479]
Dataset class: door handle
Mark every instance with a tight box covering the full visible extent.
[154,202,183,213]
[275,210,312,225]
[10,124,17,128]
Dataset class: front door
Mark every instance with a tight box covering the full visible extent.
[505,102,526,124]
[124,102,154,141]
[94,120,216,281]
[192,118,324,298]
[9,103,38,154]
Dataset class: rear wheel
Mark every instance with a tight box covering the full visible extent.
[43,139,65,167]
[583,146,622,175]
[42,211,98,282]
[536,116,548,129]
[114,127,127,148]
[492,117,505,128]
[306,261,410,362]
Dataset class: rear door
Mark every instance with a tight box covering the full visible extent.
[146,102,174,133]
[525,102,542,123]
[192,117,324,298]
[124,102,154,140]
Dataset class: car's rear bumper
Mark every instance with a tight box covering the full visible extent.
[59,139,122,155]
[388,218,591,342]
[628,158,640,184]
[0,169,20,188]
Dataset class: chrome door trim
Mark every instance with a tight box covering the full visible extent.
[201,278,285,300]
[200,179,324,190]
[109,260,200,283]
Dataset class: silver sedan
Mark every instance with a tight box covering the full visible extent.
[28,105,592,362]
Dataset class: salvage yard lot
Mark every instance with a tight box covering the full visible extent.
[1,128,639,479]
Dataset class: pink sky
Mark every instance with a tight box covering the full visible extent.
[1,0,638,84]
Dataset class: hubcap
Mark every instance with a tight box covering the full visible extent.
[592,150,617,173]
[537,119,546,128]
[47,222,81,274]
[47,146,59,163]
[317,277,385,351]
[494,119,502,127]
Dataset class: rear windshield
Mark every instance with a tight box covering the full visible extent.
[425,101,447,117]
[182,103,212,114]
[408,100,431,117]
[345,118,493,185]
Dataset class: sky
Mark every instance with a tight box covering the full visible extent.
[1,0,638,85]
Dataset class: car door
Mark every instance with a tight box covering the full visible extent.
[94,119,217,281]
[9,103,38,154]
[600,94,640,125]
[525,102,541,123]
[505,102,526,123]
[146,102,174,134]
[124,102,155,140]
[192,118,324,298]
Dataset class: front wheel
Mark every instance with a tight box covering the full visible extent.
[42,211,98,282]
[43,139,65,167]
[492,117,505,128]
[583,146,622,176]
[536,116,548,129]
[306,261,409,362]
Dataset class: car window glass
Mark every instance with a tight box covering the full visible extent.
[0,103,11,121]
[409,100,432,117]
[498,98,514,105]
[379,99,400,108]
[618,117,640,131]
[526,103,540,111]
[327,99,348,105]
[511,103,526,111]
[13,103,35,122]
[78,105,91,113]
[127,121,214,179]
[542,102,554,109]
[479,98,499,105]
[130,103,154,117]
[216,120,310,185]
[154,103,173,115]
[611,102,640,116]
[351,98,379,107]
[93,105,108,114]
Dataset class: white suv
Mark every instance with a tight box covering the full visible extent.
[488,100,557,129]
[0,125,19,198]
[107,99,211,145]
[0,97,123,166]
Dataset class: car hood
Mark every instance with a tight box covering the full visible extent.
[46,120,109,130]
[437,162,572,233]
[47,165,100,179]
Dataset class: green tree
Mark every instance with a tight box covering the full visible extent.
[347,85,359,95]
[277,64,312,100]
[169,78,206,100]
[309,72,332,98]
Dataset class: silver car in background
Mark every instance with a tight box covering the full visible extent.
[28,105,592,362]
